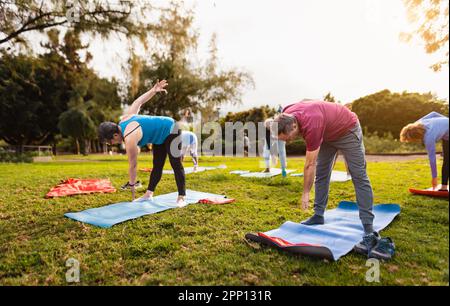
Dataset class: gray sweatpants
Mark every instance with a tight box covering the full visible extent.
[314,122,374,226]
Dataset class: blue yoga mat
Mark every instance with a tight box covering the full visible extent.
[163,165,226,175]
[65,190,226,228]
[247,201,400,261]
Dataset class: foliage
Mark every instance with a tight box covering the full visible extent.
[222,105,277,124]
[126,3,253,120]
[401,0,449,71]
[0,147,33,163]
[0,30,122,149]
[363,131,429,154]
[0,0,157,48]
[350,90,448,139]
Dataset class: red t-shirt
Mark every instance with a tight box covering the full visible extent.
[283,100,358,151]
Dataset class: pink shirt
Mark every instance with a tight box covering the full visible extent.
[283,100,358,151]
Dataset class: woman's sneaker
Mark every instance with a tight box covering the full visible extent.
[354,232,380,256]
[369,237,395,261]
[120,181,143,190]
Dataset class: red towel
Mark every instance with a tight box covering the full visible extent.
[45,178,116,198]
[139,168,153,173]
[197,198,236,205]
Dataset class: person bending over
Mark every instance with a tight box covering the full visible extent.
[263,118,288,177]
[400,112,449,191]
[181,130,199,170]
[98,80,187,207]
[273,100,393,260]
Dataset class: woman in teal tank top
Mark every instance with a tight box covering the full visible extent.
[98,80,187,206]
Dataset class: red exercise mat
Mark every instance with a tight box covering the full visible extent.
[409,187,449,198]
[45,178,116,198]
[197,198,236,205]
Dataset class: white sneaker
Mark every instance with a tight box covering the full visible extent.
[134,195,153,202]
[176,197,188,207]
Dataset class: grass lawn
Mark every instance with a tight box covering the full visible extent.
[0,155,448,285]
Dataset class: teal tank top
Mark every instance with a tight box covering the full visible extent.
[119,115,175,146]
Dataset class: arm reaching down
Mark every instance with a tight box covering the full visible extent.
[301,148,320,209]
[123,122,143,200]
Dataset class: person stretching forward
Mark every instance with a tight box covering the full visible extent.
[273,100,393,259]
[98,80,187,207]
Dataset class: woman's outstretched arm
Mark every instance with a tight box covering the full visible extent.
[125,80,168,116]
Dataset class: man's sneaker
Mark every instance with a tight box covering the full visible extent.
[369,237,395,261]
[354,232,381,256]
[120,181,143,190]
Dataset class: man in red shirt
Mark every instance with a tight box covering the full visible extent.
[273,100,392,260]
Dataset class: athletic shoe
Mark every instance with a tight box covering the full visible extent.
[120,181,143,190]
[176,198,188,208]
[369,237,395,261]
[354,232,381,256]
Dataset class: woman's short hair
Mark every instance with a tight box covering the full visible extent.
[272,113,297,136]
[98,122,120,143]
[400,122,426,143]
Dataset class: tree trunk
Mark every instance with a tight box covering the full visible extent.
[75,139,80,155]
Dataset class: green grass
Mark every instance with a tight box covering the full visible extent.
[0,155,448,285]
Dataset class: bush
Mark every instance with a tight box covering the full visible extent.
[0,147,34,163]
[286,139,306,155]
[363,132,429,154]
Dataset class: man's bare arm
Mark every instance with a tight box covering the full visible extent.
[303,148,320,193]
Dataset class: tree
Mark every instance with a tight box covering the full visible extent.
[0,51,71,146]
[350,89,448,138]
[58,107,95,155]
[401,0,449,71]
[0,0,157,47]
[126,2,253,120]
[222,105,277,125]
[0,30,122,152]
[323,92,338,103]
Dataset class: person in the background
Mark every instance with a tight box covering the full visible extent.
[98,80,187,207]
[244,132,250,157]
[273,100,394,260]
[263,118,287,177]
[400,112,449,191]
[181,130,199,170]
[333,151,351,178]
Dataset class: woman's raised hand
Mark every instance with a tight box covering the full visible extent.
[151,79,168,94]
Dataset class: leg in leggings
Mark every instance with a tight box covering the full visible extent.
[165,127,186,196]
[442,140,449,188]
[148,143,167,192]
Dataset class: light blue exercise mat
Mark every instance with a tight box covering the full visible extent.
[163,165,226,175]
[65,190,227,228]
[291,170,352,182]
[246,201,401,261]
[239,169,296,178]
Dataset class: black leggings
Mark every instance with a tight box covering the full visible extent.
[148,125,186,196]
[442,140,449,186]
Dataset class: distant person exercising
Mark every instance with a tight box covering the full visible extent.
[98,80,187,207]
[400,112,449,192]
[263,118,287,177]
[181,130,199,170]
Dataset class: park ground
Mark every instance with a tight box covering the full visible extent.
[0,155,448,285]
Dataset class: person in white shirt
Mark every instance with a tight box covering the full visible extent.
[181,131,199,170]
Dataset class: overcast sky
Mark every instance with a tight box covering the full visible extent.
[88,0,449,112]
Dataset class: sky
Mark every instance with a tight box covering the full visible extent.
[87,0,449,112]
